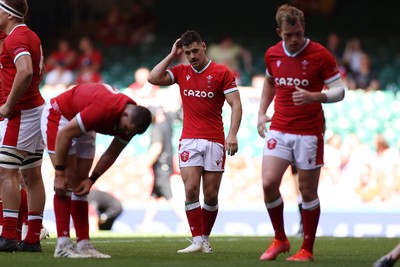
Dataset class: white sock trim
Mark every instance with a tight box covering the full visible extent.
[302,198,320,210]
[265,196,283,209]
[203,202,218,211]
[185,201,201,211]
[71,193,88,201]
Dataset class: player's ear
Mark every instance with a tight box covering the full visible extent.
[276,28,282,38]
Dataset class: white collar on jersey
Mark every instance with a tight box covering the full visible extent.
[282,38,310,57]
[190,59,212,74]
[8,23,26,35]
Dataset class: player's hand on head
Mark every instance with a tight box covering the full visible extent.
[172,38,183,56]
[74,179,93,196]
[257,114,271,138]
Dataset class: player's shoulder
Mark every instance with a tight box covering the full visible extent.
[209,61,231,73]
[265,41,284,60]
[307,40,330,54]
[7,25,39,44]
[266,41,283,53]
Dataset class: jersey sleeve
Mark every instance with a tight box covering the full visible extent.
[168,64,185,84]
[320,48,341,84]
[6,33,30,63]
[222,67,238,94]
[264,48,273,78]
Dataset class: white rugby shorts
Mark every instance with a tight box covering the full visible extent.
[263,130,324,170]
[179,138,225,171]
[41,102,96,159]
[1,104,45,153]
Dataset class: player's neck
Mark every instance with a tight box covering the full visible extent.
[4,21,24,35]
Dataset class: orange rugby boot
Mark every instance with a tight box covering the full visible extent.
[259,238,290,261]
[286,248,314,262]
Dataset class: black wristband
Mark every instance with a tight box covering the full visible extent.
[89,172,100,184]
[55,165,65,171]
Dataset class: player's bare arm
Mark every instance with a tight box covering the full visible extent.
[257,77,275,138]
[147,39,182,86]
[293,77,345,105]
[53,118,83,196]
[75,137,126,196]
[225,91,242,156]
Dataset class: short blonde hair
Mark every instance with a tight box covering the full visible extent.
[275,4,305,29]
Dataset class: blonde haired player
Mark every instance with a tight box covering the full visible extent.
[257,4,345,262]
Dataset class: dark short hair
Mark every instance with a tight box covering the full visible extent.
[180,30,202,46]
[130,105,152,134]
[5,0,28,20]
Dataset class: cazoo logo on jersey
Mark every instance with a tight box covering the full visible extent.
[275,77,309,87]
[183,89,214,98]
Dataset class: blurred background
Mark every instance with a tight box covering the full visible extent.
[26,0,400,237]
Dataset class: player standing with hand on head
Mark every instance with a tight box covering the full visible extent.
[0,0,47,252]
[148,30,242,253]
[257,4,345,262]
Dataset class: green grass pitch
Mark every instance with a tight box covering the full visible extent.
[0,235,397,267]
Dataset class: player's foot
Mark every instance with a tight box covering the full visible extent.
[286,248,314,262]
[177,239,203,253]
[16,241,42,252]
[202,241,213,253]
[77,240,111,258]
[22,225,50,241]
[54,241,88,258]
[373,255,396,267]
[40,227,50,241]
[259,238,290,260]
[0,236,17,252]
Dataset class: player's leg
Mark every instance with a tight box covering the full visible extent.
[291,164,303,236]
[52,153,86,258]
[18,155,45,252]
[286,134,322,262]
[97,194,123,231]
[0,159,22,252]
[286,168,320,262]
[176,139,204,253]
[259,130,292,261]
[373,242,400,267]
[41,103,86,258]
[16,107,47,252]
[0,195,2,234]
[259,155,291,260]
[201,171,222,253]
[16,184,27,243]
[177,165,203,253]
[70,156,92,244]
[72,132,110,258]
[200,140,225,253]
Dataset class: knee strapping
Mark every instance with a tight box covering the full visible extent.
[20,150,43,170]
[0,148,24,169]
